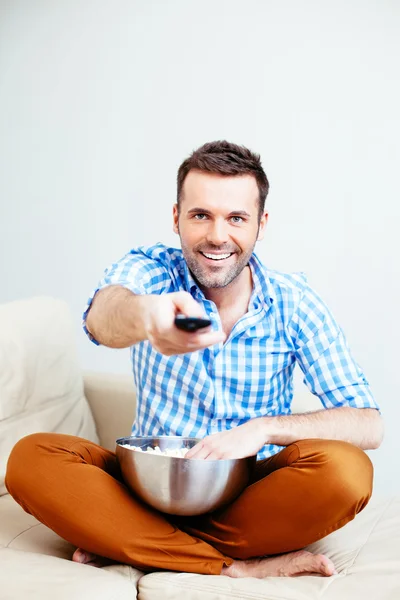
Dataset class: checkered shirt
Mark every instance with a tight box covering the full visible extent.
[83,243,379,459]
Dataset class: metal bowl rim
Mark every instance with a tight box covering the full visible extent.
[116,436,256,464]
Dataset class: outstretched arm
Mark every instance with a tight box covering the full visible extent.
[85,285,225,352]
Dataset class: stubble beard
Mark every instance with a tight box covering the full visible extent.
[181,242,257,289]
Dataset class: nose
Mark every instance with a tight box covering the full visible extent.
[206,218,229,246]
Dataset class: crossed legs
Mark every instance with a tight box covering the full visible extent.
[5,433,373,576]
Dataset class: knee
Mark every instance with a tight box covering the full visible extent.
[5,433,51,499]
[317,440,373,513]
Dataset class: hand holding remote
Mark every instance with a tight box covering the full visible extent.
[142,292,225,356]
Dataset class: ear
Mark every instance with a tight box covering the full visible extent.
[257,212,268,241]
[173,204,179,234]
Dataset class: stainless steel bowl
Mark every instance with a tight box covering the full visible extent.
[116,436,256,516]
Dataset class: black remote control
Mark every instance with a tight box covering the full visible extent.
[174,315,212,332]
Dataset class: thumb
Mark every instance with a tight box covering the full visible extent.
[170,291,205,318]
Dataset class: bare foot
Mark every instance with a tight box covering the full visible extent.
[72,547,115,568]
[222,550,338,578]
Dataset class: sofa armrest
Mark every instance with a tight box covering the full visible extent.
[83,371,137,451]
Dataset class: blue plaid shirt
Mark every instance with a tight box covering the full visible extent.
[83,243,379,459]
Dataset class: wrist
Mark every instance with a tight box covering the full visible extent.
[258,415,284,445]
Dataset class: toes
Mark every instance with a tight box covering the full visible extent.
[315,554,336,576]
[72,548,98,565]
[72,548,86,563]
[291,551,336,577]
[72,547,115,569]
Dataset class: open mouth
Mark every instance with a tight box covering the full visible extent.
[199,252,234,262]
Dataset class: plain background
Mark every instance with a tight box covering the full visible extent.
[0,0,399,493]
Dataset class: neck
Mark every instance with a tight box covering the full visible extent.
[201,265,253,311]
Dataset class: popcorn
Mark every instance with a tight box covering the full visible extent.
[120,444,188,458]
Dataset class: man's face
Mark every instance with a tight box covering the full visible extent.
[173,170,267,289]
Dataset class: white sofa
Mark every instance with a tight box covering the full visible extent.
[1,296,399,600]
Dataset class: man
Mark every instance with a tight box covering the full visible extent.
[6,141,383,578]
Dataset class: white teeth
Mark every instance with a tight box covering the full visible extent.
[203,253,232,260]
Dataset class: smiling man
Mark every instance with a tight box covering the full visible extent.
[6,141,383,578]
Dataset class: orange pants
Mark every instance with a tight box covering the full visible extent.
[5,433,373,575]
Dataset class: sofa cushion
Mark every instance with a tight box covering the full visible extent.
[137,495,400,600]
[0,548,140,600]
[0,493,76,557]
[0,296,98,495]
[0,494,143,599]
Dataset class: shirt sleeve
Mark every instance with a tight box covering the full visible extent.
[288,281,380,412]
[82,246,173,345]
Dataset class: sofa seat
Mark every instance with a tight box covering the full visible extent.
[1,491,399,600]
[139,495,400,600]
[0,494,143,599]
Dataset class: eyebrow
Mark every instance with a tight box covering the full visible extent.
[187,208,251,217]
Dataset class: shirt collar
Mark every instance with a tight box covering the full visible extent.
[248,253,275,309]
[181,260,203,299]
[181,251,275,309]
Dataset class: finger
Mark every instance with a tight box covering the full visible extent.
[185,441,206,459]
[186,331,226,349]
[171,291,205,318]
[164,332,225,354]
[186,442,211,460]
[185,442,201,459]
[193,448,212,460]
[205,450,224,460]
[154,330,226,356]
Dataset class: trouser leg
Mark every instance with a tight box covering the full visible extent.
[5,433,233,574]
[176,439,373,559]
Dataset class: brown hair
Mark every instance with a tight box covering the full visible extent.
[177,140,269,218]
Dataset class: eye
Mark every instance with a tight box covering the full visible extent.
[193,213,208,220]
[230,216,244,223]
